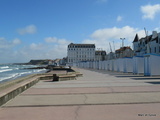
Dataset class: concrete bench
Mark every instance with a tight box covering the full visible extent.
[76,73,83,77]
[53,74,76,81]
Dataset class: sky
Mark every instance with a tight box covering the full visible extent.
[0,0,160,63]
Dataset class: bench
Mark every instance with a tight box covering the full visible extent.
[53,74,76,81]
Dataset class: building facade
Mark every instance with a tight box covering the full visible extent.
[95,50,107,61]
[115,46,133,58]
[67,43,95,63]
[133,31,160,56]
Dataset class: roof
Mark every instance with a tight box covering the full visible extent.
[151,36,158,43]
[95,50,106,55]
[68,43,95,48]
[53,59,61,62]
[145,35,152,44]
[133,34,139,42]
[68,43,95,46]
[115,46,132,52]
[138,35,152,44]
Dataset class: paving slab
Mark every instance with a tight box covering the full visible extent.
[22,85,160,95]
[0,104,159,120]
[3,92,160,107]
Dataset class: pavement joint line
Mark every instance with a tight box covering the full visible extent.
[20,91,160,96]
[48,81,160,83]
[2,102,160,108]
[75,105,81,120]
[83,94,87,104]
[28,85,160,89]
[31,85,160,89]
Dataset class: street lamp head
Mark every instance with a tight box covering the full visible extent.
[120,38,125,47]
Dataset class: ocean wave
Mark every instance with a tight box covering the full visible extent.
[0,66,46,83]
[0,73,19,82]
[20,71,33,75]
[0,66,9,69]
[0,71,32,82]
[0,69,12,73]
[33,69,46,73]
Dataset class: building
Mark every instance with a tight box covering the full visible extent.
[59,57,67,65]
[133,31,160,56]
[53,59,61,66]
[115,46,133,58]
[106,52,115,60]
[67,43,95,63]
[95,50,107,61]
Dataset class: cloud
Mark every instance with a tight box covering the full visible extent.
[141,4,160,20]
[17,25,37,35]
[117,16,123,22]
[44,37,71,58]
[29,43,45,50]
[0,35,72,63]
[44,37,58,43]
[18,37,71,61]
[82,26,145,52]
[12,38,21,45]
[0,37,22,49]
[153,27,160,32]
[0,37,22,63]
[44,37,70,45]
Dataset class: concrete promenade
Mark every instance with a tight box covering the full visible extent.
[0,68,160,120]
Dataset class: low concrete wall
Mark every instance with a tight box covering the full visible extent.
[58,75,76,81]
[0,76,39,106]
[39,75,53,80]
[0,71,83,106]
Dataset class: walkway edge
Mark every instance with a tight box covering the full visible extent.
[0,75,40,106]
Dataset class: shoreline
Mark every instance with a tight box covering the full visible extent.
[0,68,47,83]
[0,68,76,92]
[0,70,48,91]
[0,74,38,91]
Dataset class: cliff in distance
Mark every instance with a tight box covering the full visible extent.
[26,60,49,65]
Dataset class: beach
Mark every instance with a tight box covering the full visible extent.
[0,64,47,84]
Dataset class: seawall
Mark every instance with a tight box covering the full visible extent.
[0,74,41,106]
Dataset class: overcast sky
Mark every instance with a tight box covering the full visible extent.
[0,0,160,63]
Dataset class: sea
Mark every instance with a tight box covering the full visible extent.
[0,64,47,83]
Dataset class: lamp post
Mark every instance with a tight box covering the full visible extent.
[120,38,125,47]
[120,38,125,58]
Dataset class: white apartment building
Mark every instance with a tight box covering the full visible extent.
[67,43,95,63]
[133,31,160,56]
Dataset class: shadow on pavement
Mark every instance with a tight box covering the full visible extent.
[146,82,160,84]
[132,78,160,80]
